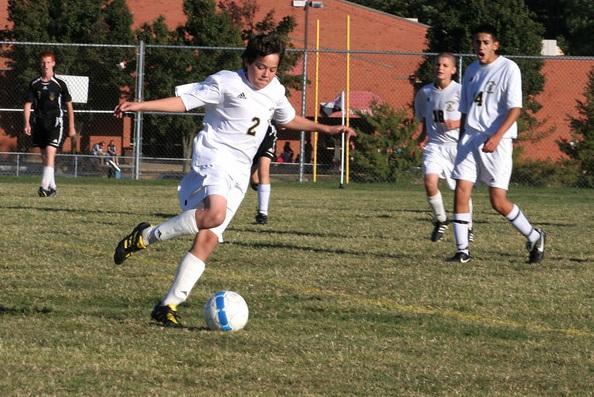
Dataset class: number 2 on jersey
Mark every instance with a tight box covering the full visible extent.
[247,117,260,136]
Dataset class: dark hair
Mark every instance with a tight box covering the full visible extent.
[39,50,56,61]
[472,24,499,42]
[242,33,285,67]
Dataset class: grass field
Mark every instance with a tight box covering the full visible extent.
[0,176,593,396]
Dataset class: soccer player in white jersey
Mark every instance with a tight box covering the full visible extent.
[112,33,356,327]
[449,24,545,264]
[414,52,473,242]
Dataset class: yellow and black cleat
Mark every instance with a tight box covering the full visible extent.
[113,222,150,265]
[151,304,183,328]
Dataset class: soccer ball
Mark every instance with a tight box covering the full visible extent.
[204,290,249,331]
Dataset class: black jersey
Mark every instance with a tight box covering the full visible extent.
[25,76,72,120]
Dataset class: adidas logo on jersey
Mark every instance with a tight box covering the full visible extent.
[237,92,247,99]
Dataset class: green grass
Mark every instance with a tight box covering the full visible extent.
[1,176,593,396]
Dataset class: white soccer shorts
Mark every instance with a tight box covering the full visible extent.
[177,165,248,242]
[452,132,513,190]
[422,142,458,190]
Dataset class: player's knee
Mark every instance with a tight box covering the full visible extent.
[199,208,226,229]
[489,196,509,215]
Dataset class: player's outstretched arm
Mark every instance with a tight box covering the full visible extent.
[279,115,356,139]
[114,97,186,118]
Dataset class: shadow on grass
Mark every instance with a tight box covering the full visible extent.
[1,204,176,220]
[221,239,408,260]
[0,304,53,315]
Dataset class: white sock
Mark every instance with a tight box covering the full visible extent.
[257,184,271,215]
[162,252,205,307]
[41,166,53,190]
[144,209,199,245]
[453,213,471,253]
[428,192,447,223]
[506,204,540,243]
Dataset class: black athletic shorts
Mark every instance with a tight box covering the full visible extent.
[254,125,277,162]
[32,116,65,149]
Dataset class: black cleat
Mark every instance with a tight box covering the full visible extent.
[38,187,48,197]
[47,188,57,197]
[151,304,183,328]
[431,221,449,242]
[448,251,471,263]
[114,222,150,265]
[255,212,268,225]
[526,228,546,264]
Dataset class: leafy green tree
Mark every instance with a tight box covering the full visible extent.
[1,0,134,151]
[524,0,594,55]
[352,102,421,182]
[218,0,300,92]
[558,66,594,187]
[414,0,546,146]
[135,0,243,165]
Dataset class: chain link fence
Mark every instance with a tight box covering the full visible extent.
[1,40,593,186]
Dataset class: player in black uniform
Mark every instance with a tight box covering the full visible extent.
[250,124,277,224]
[24,51,76,197]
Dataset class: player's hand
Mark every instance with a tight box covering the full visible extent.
[442,119,459,130]
[68,127,76,137]
[114,101,140,118]
[331,125,357,139]
[482,135,501,153]
[23,124,31,136]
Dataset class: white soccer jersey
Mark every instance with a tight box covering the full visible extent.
[177,69,296,171]
[414,81,461,144]
[459,56,522,139]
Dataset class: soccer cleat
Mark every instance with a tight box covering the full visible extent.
[47,188,57,197]
[526,228,546,264]
[255,212,268,225]
[113,222,150,265]
[151,304,183,328]
[468,228,474,243]
[38,187,48,197]
[431,221,449,242]
[448,251,471,263]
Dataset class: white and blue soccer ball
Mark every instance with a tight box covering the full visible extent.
[204,290,249,332]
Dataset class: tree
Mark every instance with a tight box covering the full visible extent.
[135,0,244,165]
[218,0,300,92]
[351,102,421,182]
[524,0,594,56]
[558,66,594,187]
[137,0,301,164]
[414,0,546,146]
[0,0,135,151]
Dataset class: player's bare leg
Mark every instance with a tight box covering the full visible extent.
[490,187,546,263]
[114,195,226,265]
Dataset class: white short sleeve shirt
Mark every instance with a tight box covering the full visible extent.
[414,81,461,145]
[177,69,296,170]
[459,56,522,138]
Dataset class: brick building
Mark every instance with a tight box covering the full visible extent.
[1,0,591,161]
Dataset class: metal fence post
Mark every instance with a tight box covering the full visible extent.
[133,40,146,180]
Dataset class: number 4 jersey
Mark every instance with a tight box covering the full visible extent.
[414,81,461,145]
[459,56,522,139]
[176,69,296,169]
